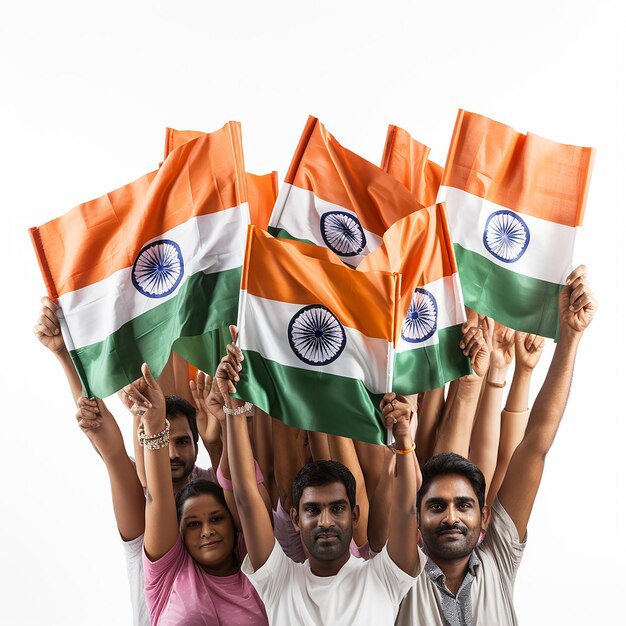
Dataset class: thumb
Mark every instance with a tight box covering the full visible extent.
[229,324,238,343]
[141,362,158,388]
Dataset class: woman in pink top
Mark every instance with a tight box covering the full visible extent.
[125,364,268,626]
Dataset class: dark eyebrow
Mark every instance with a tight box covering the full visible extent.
[302,499,349,507]
[425,497,447,506]
[455,496,475,504]
[183,509,224,521]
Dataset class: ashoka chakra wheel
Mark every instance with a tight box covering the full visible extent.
[483,210,530,263]
[132,239,185,298]
[288,304,347,366]
[401,288,438,343]
[320,210,366,257]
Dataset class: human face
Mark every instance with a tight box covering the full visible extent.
[292,481,357,567]
[418,474,488,562]
[168,413,198,484]
[180,493,237,575]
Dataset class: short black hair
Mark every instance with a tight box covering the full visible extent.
[416,452,486,511]
[166,395,199,448]
[293,460,357,511]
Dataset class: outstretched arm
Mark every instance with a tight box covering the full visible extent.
[469,321,515,494]
[219,331,275,571]
[76,397,145,541]
[487,332,544,505]
[33,296,83,402]
[434,323,490,457]
[384,393,420,575]
[498,265,597,539]
[123,365,178,561]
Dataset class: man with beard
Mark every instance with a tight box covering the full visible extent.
[218,330,420,626]
[397,264,596,625]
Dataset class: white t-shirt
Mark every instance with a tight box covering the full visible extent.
[121,534,150,626]
[241,539,416,626]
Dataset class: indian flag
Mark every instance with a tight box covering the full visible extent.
[235,226,401,445]
[359,204,470,394]
[30,122,249,398]
[438,110,594,338]
[164,127,278,230]
[268,116,422,267]
[380,124,443,208]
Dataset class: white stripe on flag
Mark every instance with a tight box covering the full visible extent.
[59,203,249,349]
[396,273,466,353]
[239,291,391,393]
[270,183,383,267]
[437,186,576,284]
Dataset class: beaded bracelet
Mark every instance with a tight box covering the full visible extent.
[137,419,170,450]
[222,401,253,416]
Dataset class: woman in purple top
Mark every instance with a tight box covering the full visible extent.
[124,363,268,626]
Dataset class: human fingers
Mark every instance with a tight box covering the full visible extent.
[565,264,586,285]
[122,381,151,409]
[229,324,238,343]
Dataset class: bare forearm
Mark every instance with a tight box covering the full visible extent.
[56,348,84,402]
[434,379,482,457]
[416,387,445,463]
[387,437,419,574]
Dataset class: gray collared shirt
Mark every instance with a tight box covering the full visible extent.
[424,552,481,626]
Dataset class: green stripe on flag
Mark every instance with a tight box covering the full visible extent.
[267,225,316,246]
[455,245,563,339]
[393,325,471,395]
[234,349,387,445]
[70,267,242,398]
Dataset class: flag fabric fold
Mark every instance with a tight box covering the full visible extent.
[359,204,470,394]
[268,116,423,266]
[437,110,594,338]
[30,122,249,398]
[380,124,443,208]
[164,127,278,230]
[235,225,400,445]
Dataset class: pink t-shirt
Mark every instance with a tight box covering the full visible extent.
[143,536,268,626]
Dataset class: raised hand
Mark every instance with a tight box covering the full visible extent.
[490,322,516,371]
[460,323,490,380]
[33,296,65,354]
[122,363,166,427]
[559,265,597,335]
[381,392,414,447]
[514,332,545,371]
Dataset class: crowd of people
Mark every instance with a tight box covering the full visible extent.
[33,264,596,625]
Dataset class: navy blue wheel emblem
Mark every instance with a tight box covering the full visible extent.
[483,210,530,263]
[132,239,184,298]
[288,304,347,366]
[320,210,366,257]
[401,288,438,344]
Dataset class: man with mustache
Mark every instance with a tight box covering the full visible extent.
[218,329,421,625]
[397,265,597,625]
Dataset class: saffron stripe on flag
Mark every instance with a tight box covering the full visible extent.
[441,110,594,227]
[58,204,249,349]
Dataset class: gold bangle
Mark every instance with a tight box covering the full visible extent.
[394,442,416,455]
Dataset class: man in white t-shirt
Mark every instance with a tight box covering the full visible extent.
[217,333,421,626]
[397,264,597,626]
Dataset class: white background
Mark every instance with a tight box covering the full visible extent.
[2,1,624,624]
